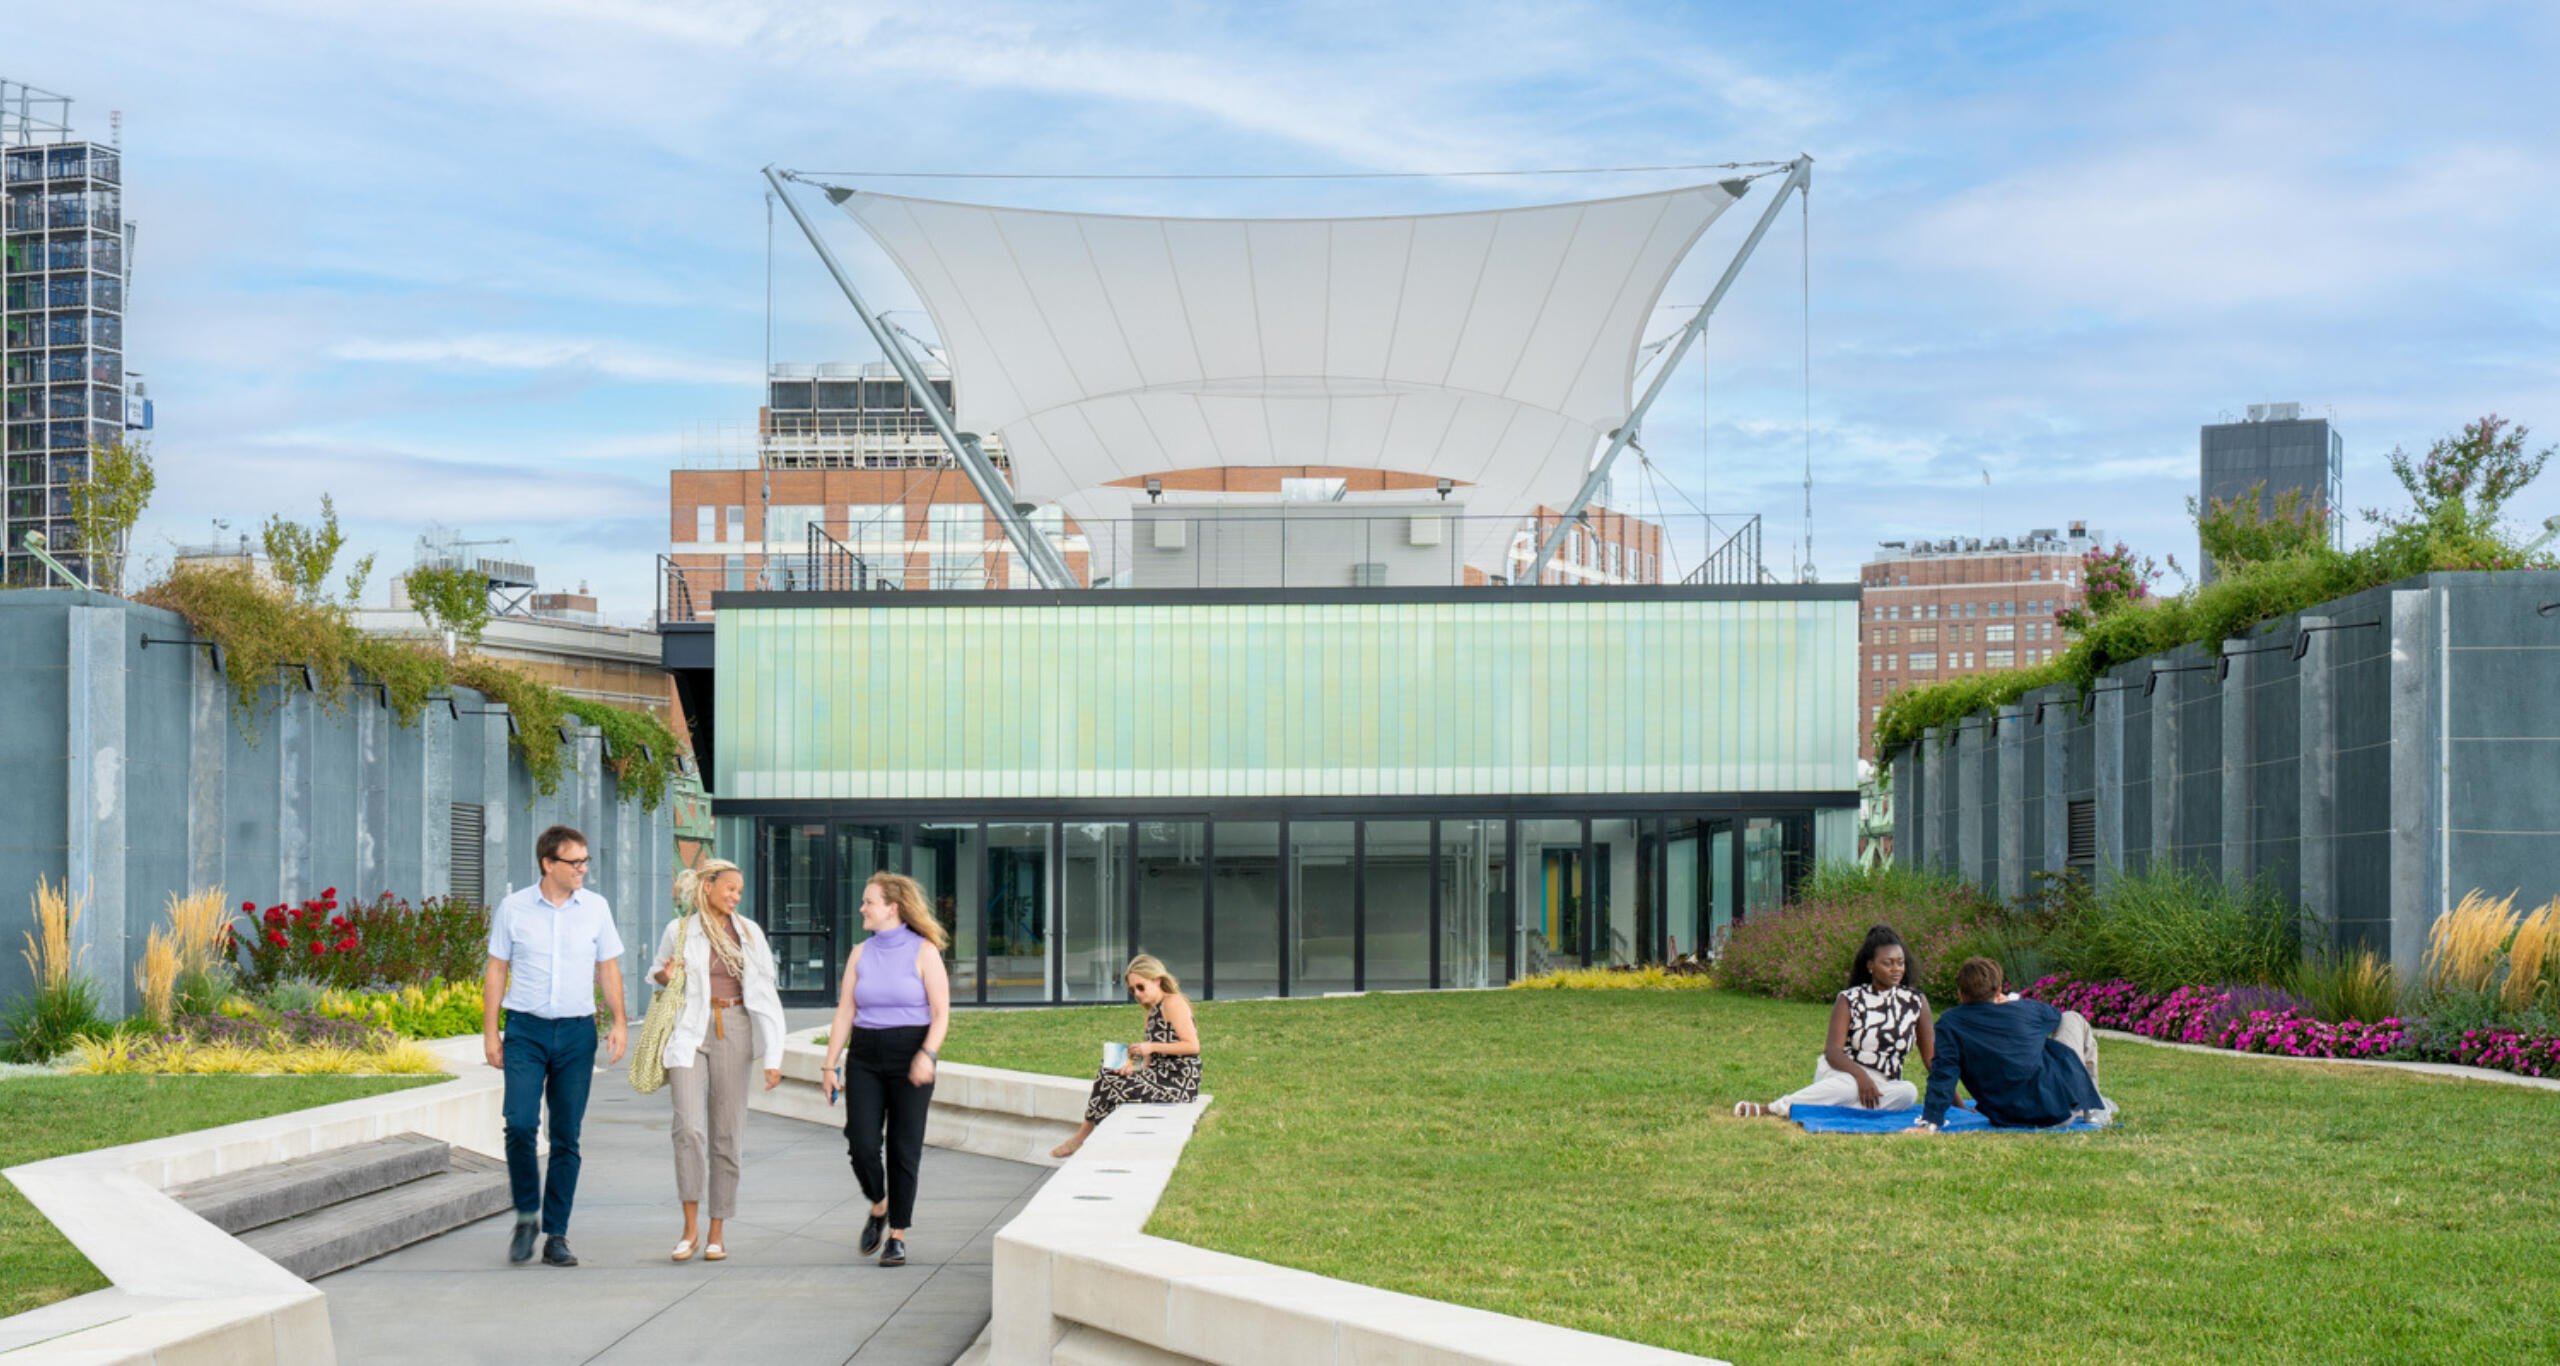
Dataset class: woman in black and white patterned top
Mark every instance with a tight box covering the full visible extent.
[1733,926,1935,1118]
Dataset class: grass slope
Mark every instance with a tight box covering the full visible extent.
[0,1074,442,1317]
[946,990,2560,1364]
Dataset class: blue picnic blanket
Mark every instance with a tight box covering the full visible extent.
[1789,1101,2107,1134]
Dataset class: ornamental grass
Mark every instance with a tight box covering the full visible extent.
[1509,965,1719,991]
[67,1035,444,1076]
[2424,890,2514,996]
[2500,898,2559,1014]
[20,876,78,992]
[133,931,178,1026]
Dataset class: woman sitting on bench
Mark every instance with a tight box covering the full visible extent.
[1733,925,1935,1119]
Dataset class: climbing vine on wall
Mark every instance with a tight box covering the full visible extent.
[138,563,681,810]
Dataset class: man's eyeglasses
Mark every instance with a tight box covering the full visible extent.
[547,856,591,869]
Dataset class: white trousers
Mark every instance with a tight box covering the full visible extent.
[1770,1058,1917,1116]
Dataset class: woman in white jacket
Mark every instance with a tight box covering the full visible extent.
[648,859,788,1263]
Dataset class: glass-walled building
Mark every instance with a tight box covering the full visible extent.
[673,584,1859,1006]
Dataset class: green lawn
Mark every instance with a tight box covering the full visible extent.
[946,990,2560,1364]
[0,1074,443,1317]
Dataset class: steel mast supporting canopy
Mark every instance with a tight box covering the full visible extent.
[816,180,1744,576]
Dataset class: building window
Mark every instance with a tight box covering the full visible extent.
[1911,627,1936,644]
[1888,628,1901,645]
[726,505,746,542]
[767,503,823,547]
[1987,649,2015,667]
[846,504,898,547]
[724,555,745,591]
[930,504,981,589]
[1987,624,2014,643]
[1909,651,1936,671]
[695,506,714,542]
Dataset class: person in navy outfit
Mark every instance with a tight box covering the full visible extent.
[1913,957,2112,1132]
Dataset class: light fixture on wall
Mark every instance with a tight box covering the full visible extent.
[1144,478,1163,503]
[1436,478,1453,501]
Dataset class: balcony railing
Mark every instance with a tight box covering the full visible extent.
[656,511,1772,623]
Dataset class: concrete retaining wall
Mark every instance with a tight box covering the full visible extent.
[1891,570,2560,977]
[0,591,674,1020]
[0,1037,503,1364]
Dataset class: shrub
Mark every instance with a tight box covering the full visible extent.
[1509,966,1720,991]
[2044,863,2296,991]
[1717,863,2002,1004]
[320,980,486,1039]
[236,890,489,990]
[259,975,331,1016]
[4,877,110,1064]
[2288,947,2400,1024]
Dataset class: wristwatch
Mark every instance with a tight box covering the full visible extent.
[921,1047,939,1062]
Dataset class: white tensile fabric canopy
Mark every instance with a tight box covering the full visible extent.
[832,184,1740,572]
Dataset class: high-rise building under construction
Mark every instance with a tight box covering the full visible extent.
[3,80,143,587]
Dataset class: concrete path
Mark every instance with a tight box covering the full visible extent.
[323,1058,1047,1366]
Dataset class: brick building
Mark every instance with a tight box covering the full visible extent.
[664,364,1665,616]
[1856,524,2094,760]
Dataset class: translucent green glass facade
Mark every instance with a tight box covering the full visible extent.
[716,595,1856,801]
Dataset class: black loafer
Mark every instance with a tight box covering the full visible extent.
[878,1236,906,1268]
[509,1219,538,1264]
[860,1210,888,1256]
[543,1236,579,1267]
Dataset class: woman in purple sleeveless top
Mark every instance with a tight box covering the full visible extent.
[822,872,950,1268]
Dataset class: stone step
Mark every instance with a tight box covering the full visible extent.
[171,1132,452,1235]
[240,1150,512,1281]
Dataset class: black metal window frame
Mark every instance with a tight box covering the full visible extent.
[748,799,1837,1007]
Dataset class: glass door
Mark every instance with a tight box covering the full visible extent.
[986,823,1053,1002]
[913,823,981,1004]
[835,823,902,954]
[760,821,836,1003]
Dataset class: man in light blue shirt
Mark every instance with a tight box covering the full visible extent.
[482,824,629,1266]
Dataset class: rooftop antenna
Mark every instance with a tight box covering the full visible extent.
[110,109,120,148]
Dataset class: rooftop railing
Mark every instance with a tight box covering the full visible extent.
[655,511,1774,623]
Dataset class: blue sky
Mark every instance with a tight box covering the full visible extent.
[29,1,2560,617]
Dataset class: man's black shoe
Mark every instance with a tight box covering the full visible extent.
[860,1209,888,1256]
[543,1236,579,1267]
[877,1235,907,1267]
[508,1219,538,1264]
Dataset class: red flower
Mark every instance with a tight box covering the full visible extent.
[335,936,359,953]
[266,929,289,947]
[330,916,348,931]
[241,900,255,913]
[323,887,337,899]
[265,908,286,926]
[309,940,328,955]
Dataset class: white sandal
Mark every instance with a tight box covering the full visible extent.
[1731,1101,1768,1119]
[670,1238,696,1262]
[703,1243,727,1262]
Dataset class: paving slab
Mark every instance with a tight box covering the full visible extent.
[323,1057,1049,1366]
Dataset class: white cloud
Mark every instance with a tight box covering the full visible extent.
[328,335,758,387]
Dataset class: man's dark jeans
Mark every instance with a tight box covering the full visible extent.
[502,1010,598,1236]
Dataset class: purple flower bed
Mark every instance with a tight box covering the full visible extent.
[170,1009,394,1054]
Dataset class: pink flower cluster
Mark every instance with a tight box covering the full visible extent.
[2026,976,2406,1061]
[2447,1030,2560,1079]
